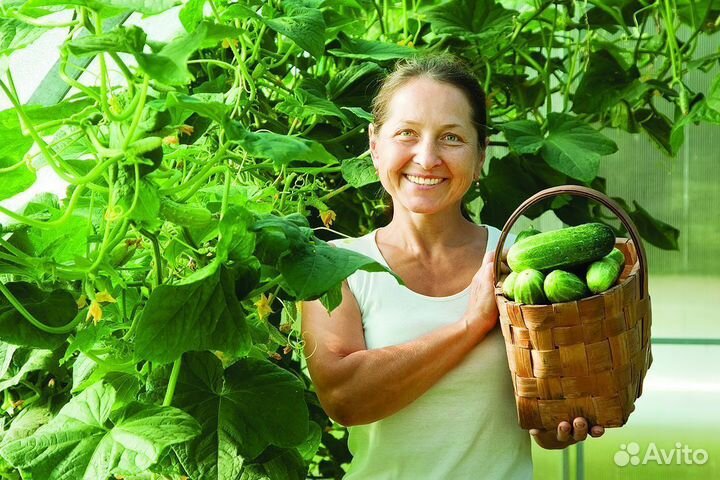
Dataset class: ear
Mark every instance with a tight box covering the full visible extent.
[368,123,378,168]
[473,143,487,180]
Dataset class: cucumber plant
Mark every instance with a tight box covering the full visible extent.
[0,1,717,478]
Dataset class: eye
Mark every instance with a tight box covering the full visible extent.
[398,129,415,137]
[443,133,462,143]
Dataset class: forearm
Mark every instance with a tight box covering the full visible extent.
[331,315,492,426]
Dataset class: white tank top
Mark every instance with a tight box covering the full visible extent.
[327,225,533,479]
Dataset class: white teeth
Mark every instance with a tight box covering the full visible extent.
[406,175,443,186]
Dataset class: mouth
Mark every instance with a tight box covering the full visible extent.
[404,174,446,186]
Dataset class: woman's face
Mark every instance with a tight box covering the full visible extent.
[369,77,484,217]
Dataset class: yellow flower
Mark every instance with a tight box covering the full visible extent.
[320,209,336,227]
[95,290,117,304]
[254,293,274,320]
[86,301,103,325]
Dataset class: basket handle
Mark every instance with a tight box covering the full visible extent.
[492,185,648,299]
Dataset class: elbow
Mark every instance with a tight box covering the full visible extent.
[318,387,357,427]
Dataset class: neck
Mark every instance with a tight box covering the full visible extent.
[381,204,480,254]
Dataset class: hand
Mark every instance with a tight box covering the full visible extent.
[464,249,502,339]
[529,417,605,449]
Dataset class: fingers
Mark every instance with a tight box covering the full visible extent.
[590,425,605,438]
[572,418,588,442]
[556,421,572,442]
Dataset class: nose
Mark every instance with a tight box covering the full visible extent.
[413,137,442,170]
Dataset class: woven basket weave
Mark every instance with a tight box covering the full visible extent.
[493,186,653,430]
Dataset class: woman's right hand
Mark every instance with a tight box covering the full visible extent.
[463,249,503,340]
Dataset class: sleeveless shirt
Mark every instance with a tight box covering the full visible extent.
[324,225,533,479]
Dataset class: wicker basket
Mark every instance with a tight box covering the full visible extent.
[493,186,652,430]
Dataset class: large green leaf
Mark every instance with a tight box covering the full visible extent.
[225,122,338,167]
[629,201,680,250]
[0,382,200,480]
[172,352,310,478]
[426,0,515,39]
[329,33,415,60]
[276,89,347,123]
[0,19,46,58]
[0,282,77,349]
[136,21,241,85]
[501,113,618,182]
[340,156,378,187]
[23,0,178,15]
[66,25,147,56]
[133,261,251,363]
[0,347,56,392]
[264,6,326,59]
[279,241,401,300]
[573,49,640,113]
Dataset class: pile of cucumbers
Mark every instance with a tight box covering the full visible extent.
[502,223,626,305]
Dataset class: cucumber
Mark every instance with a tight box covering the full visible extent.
[159,198,213,229]
[515,227,541,243]
[544,270,588,303]
[507,223,615,272]
[513,269,547,305]
[502,271,518,300]
[606,248,625,267]
[586,257,622,294]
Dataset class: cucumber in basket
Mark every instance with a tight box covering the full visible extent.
[513,269,547,305]
[544,270,589,303]
[586,249,624,294]
[507,222,615,272]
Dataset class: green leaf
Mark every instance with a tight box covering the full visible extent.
[0,405,53,448]
[329,33,415,61]
[573,49,641,114]
[279,241,401,300]
[0,382,200,480]
[0,157,36,202]
[0,282,77,349]
[502,114,618,182]
[426,0,515,39]
[179,0,207,32]
[637,108,674,156]
[0,341,18,379]
[24,0,179,15]
[65,26,147,56]
[166,92,229,124]
[136,21,241,85]
[326,62,382,100]
[276,89,347,122]
[0,347,55,392]
[264,6,326,59]
[0,19,46,58]
[133,262,251,363]
[630,201,680,250]
[217,205,256,263]
[340,156,378,187]
[706,74,720,113]
[225,122,338,167]
[172,352,310,478]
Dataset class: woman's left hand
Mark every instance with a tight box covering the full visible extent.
[529,417,605,449]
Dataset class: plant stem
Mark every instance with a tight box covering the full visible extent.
[163,357,183,407]
[0,283,82,334]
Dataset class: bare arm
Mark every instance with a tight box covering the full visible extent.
[301,251,499,427]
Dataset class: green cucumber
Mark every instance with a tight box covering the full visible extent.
[544,270,588,303]
[159,198,213,229]
[515,227,541,243]
[502,271,518,300]
[507,223,615,272]
[607,248,625,267]
[586,257,622,294]
[513,269,547,305]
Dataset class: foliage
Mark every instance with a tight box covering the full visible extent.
[0,0,718,478]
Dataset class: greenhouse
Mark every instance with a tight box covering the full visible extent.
[0,1,718,479]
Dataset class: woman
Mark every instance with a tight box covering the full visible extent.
[301,55,604,479]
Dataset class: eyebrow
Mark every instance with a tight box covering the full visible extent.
[399,120,465,129]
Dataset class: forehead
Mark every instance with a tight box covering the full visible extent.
[384,77,474,125]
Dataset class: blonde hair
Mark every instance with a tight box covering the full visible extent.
[371,54,488,150]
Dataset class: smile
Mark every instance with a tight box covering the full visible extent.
[404,175,445,186]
